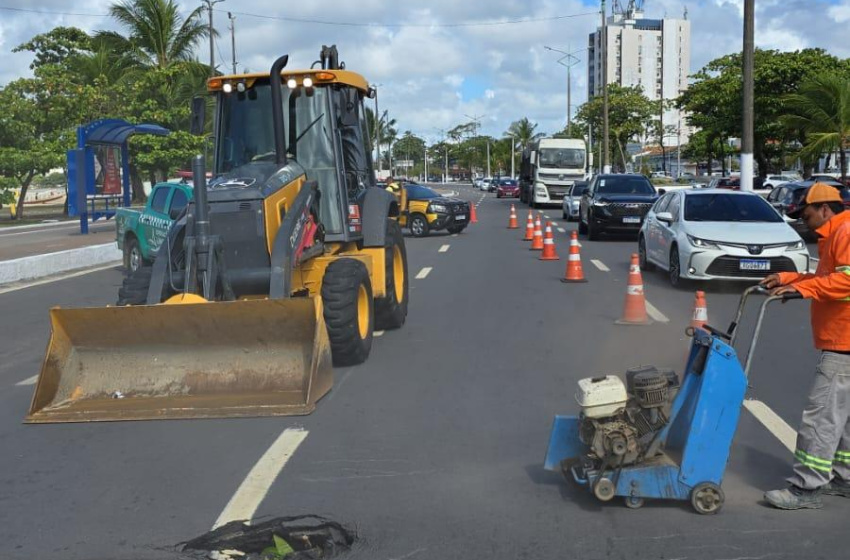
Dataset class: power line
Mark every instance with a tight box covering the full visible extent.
[214,8,599,28]
[0,5,107,17]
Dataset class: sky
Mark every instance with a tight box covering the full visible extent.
[0,0,849,143]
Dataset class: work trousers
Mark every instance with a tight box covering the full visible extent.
[789,351,850,490]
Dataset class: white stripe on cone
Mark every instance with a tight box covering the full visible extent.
[627,285,644,295]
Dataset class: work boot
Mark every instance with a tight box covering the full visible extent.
[764,486,823,510]
[822,479,850,498]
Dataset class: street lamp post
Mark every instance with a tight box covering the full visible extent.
[601,0,611,173]
[545,45,587,133]
[464,113,484,178]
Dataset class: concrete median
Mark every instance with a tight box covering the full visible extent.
[0,243,122,286]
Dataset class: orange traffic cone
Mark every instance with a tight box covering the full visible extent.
[523,211,534,240]
[470,202,478,224]
[539,222,559,260]
[690,291,708,330]
[615,254,651,326]
[530,215,544,250]
[561,231,587,283]
[508,204,518,229]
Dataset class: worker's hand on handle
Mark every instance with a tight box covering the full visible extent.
[770,284,800,297]
[760,273,783,290]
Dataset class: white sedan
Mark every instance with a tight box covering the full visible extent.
[638,189,810,287]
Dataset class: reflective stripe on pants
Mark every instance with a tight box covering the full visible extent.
[788,351,850,490]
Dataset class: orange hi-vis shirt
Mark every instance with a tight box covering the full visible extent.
[778,211,850,351]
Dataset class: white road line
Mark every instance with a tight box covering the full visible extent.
[644,299,670,323]
[590,259,610,272]
[373,330,385,337]
[15,375,39,386]
[0,263,120,295]
[438,245,450,253]
[743,399,796,453]
[451,234,458,237]
[557,228,566,233]
[543,215,550,219]
[415,267,432,279]
[213,428,309,529]
[551,222,559,227]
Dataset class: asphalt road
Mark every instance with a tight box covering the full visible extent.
[0,220,115,261]
[0,183,846,560]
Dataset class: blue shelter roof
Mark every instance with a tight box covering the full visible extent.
[79,118,170,145]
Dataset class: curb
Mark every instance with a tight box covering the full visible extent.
[0,243,122,286]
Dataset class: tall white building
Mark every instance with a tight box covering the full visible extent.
[588,6,691,146]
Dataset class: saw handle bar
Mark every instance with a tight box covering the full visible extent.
[696,285,801,379]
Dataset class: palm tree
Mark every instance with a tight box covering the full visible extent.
[783,74,850,183]
[94,0,209,70]
[506,117,544,150]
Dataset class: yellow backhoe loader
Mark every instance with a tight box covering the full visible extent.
[26,46,408,423]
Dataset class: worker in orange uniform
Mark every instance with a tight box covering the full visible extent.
[761,183,850,509]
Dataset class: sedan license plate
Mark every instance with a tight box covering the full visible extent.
[740,259,770,271]
[455,214,466,221]
[622,216,641,224]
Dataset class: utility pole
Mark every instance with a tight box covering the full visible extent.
[202,0,224,77]
[424,143,428,182]
[227,12,237,74]
[486,140,491,179]
[741,0,755,191]
[464,113,485,177]
[509,133,516,178]
[601,0,611,173]
[373,84,383,173]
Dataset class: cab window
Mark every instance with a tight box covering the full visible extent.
[169,189,188,218]
[149,187,170,214]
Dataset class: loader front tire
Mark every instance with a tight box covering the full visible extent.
[375,220,409,330]
[322,258,374,367]
[117,265,174,306]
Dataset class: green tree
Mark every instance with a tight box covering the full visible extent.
[782,74,850,183]
[506,117,544,149]
[94,0,210,70]
[576,85,655,172]
[392,131,425,176]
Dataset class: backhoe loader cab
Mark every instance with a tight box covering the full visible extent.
[26,46,409,423]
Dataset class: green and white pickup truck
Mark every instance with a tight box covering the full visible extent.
[115,182,193,271]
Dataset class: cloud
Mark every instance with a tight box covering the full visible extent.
[0,0,847,142]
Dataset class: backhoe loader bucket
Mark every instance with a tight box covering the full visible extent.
[25,298,333,423]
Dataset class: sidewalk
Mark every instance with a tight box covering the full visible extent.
[0,220,122,286]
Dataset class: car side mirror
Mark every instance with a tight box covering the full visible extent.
[656,211,674,223]
[170,206,183,220]
[657,188,666,195]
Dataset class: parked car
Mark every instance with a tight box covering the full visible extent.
[399,183,470,237]
[810,173,850,187]
[766,179,850,241]
[480,178,493,191]
[763,174,798,190]
[562,181,588,221]
[578,174,659,240]
[496,178,519,198]
[706,177,740,190]
[639,189,809,287]
[116,181,193,272]
[650,171,671,178]
[473,177,484,189]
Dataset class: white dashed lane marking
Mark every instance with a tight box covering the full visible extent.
[557,228,566,233]
[374,330,385,337]
[415,267,432,279]
[438,245,450,253]
[16,375,39,386]
[644,300,670,323]
[743,399,796,453]
[212,428,309,529]
[590,259,610,272]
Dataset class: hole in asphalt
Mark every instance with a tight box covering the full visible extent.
[180,515,356,560]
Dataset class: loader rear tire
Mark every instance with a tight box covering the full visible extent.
[322,258,374,367]
[375,220,409,330]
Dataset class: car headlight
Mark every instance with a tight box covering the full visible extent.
[535,187,547,195]
[786,239,806,250]
[429,204,447,213]
[687,234,720,250]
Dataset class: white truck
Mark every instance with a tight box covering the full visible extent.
[523,138,589,208]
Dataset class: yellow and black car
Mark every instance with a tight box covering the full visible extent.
[399,183,470,237]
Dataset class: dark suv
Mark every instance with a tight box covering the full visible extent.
[579,174,658,240]
[766,179,850,241]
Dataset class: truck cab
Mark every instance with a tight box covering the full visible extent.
[528,138,589,208]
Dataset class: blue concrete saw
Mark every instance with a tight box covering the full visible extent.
[544,285,801,514]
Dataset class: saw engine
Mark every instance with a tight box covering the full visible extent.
[577,366,679,467]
